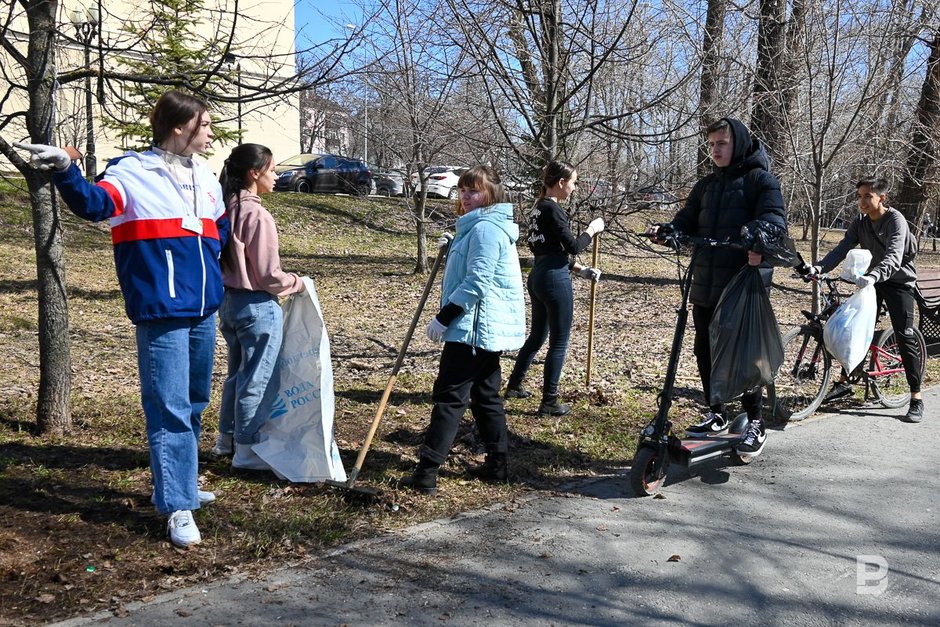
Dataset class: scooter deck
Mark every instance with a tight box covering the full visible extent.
[670,433,745,467]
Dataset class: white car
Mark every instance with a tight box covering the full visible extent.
[412,166,466,199]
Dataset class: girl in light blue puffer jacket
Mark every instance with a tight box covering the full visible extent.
[404,166,525,495]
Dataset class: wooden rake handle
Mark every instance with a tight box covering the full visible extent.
[346,245,448,485]
[586,235,600,387]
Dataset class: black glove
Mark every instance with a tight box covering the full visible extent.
[795,262,820,279]
[656,223,675,239]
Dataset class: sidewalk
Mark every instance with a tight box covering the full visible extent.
[55,390,940,626]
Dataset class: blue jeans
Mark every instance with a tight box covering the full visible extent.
[219,290,283,444]
[507,255,574,402]
[137,314,216,515]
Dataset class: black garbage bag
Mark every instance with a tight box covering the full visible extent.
[739,220,799,268]
[708,265,784,405]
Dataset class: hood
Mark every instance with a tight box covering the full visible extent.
[720,117,772,176]
[456,202,519,243]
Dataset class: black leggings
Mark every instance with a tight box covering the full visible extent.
[876,283,922,393]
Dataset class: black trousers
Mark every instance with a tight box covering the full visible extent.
[420,342,508,465]
[876,282,922,393]
[692,304,763,419]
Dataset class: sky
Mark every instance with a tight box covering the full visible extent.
[294,0,361,51]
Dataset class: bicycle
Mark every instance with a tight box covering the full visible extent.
[768,274,927,421]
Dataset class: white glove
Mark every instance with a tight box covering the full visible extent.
[13,142,73,171]
[579,266,601,281]
[587,217,605,237]
[436,232,454,249]
[426,318,447,342]
[856,275,875,289]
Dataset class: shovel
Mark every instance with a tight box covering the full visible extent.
[326,241,449,494]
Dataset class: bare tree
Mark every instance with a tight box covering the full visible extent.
[0,1,70,435]
[697,0,727,177]
[343,0,473,272]
[895,27,940,229]
[781,0,897,266]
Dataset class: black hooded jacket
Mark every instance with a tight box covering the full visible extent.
[669,117,787,307]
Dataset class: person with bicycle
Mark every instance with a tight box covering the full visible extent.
[648,117,787,456]
[797,177,924,423]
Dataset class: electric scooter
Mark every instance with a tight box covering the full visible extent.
[630,231,759,497]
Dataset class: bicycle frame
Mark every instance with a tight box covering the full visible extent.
[790,274,914,402]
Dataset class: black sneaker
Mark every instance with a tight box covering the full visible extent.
[901,398,924,423]
[823,382,853,404]
[736,419,767,456]
[685,411,728,436]
[504,387,533,399]
[538,400,570,416]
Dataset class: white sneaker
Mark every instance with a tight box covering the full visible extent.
[151,489,216,507]
[211,433,234,457]
[167,510,201,547]
[232,443,269,471]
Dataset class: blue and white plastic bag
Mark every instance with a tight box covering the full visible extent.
[251,277,347,482]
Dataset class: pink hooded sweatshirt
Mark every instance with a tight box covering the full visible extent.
[221,190,304,296]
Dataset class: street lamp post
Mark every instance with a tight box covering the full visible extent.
[223,54,243,143]
[70,3,100,179]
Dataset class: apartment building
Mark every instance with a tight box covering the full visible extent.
[1,0,300,175]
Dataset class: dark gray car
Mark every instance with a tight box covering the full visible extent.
[275,155,372,196]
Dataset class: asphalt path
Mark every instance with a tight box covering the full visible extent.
[55,389,940,626]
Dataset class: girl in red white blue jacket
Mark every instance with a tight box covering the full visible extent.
[17,90,230,548]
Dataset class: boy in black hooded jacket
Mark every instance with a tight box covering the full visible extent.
[649,117,787,456]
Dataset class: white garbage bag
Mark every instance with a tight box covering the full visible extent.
[840,249,873,282]
[823,284,877,373]
[251,277,347,482]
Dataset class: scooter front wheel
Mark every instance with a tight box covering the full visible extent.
[630,446,669,496]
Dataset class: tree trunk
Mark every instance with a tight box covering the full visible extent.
[25,0,73,435]
[895,28,940,228]
[697,0,725,177]
[750,0,788,166]
[541,0,561,161]
[879,0,921,151]
[780,0,807,145]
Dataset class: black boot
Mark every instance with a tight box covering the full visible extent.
[470,452,508,483]
[402,458,439,496]
[538,398,570,416]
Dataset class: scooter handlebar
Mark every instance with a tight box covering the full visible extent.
[638,229,744,249]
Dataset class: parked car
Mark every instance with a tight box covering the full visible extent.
[275,154,373,196]
[373,169,406,197]
[630,185,680,211]
[412,166,466,199]
[582,179,626,207]
[274,153,320,174]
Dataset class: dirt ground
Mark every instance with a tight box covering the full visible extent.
[1,186,938,624]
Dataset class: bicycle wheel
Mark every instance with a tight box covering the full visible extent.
[769,326,832,421]
[870,327,926,408]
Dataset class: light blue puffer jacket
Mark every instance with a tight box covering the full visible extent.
[440,203,526,352]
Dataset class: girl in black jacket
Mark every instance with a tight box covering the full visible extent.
[505,161,604,415]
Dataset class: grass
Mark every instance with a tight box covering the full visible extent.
[0,176,938,623]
